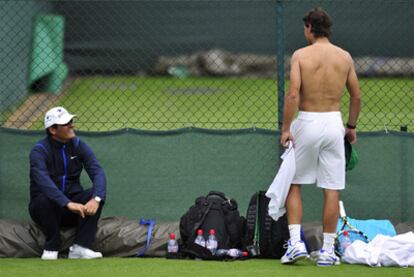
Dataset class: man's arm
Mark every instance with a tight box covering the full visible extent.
[30,147,86,216]
[30,147,71,207]
[80,140,106,199]
[281,51,301,146]
[345,56,361,144]
[79,140,106,216]
[66,202,86,218]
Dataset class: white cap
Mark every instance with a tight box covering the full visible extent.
[44,107,76,129]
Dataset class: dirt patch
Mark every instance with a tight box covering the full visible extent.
[4,78,74,129]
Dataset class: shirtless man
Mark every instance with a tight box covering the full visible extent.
[279,8,361,266]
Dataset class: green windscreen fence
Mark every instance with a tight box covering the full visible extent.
[1,128,412,222]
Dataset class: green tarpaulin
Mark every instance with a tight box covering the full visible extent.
[0,127,413,222]
[29,14,68,93]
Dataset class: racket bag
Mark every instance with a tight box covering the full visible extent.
[245,191,296,258]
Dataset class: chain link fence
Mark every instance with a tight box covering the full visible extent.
[1,0,413,222]
[1,0,413,132]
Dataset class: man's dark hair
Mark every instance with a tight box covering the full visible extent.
[303,7,332,38]
[46,125,57,136]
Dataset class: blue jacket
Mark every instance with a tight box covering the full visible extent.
[29,136,106,207]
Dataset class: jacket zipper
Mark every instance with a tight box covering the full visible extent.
[62,145,67,192]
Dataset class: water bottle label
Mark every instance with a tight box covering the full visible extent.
[206,239,218,254]
[167,240,179,253]
[168,245,179,253]
[227,249,240,257]
[195,236,206,247]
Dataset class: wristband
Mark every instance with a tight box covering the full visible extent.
[346,123,356,129]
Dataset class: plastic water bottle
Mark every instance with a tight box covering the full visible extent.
[194,229,206,247]
[340,230,352,254]
[167,233,179,254]
[215,249,248,258]
[215,249,228,257]
[227,248,248,258]
[206,229,218,255]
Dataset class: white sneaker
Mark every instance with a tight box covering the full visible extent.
[316,249,341,266]
[68,244,103,259]
[41,250,58,260]
[281,240,309,264]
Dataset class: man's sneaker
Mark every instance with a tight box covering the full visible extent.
[281,240,309,264]
[41,250,58,260]
[316,249,341,266]
[68,244,103,259]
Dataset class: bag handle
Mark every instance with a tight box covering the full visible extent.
[136,218,156,257]
[207,191,227,200]
[208,191,238,210]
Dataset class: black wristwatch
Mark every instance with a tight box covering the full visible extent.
[346,123,356,129]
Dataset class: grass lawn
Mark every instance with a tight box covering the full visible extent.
[1,258,413,277]
[26,76,413,132]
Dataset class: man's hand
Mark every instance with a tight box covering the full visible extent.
[345,128,357,144]
[84,198,100,216]
[67,202,86,218]
[281,130,293,147]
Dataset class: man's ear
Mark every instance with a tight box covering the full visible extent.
[48,127,57,136]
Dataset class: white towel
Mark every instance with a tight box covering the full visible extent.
[343,232,414,267]
[265,142,296,221]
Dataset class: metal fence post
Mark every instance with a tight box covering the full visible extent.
[276,0,285,131]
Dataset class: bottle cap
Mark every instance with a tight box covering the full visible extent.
[197,229,203,235]
[170,233,176,239]
[209,229,215,235]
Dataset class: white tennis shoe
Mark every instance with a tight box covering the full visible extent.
[68,244,103,259]
[41,250,58,260]
[316,249,341,266]
[281,240,309,264]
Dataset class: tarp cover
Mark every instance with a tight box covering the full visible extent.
[1,217,413,258]
[0,217,179,258]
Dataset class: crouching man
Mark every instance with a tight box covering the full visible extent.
[29,107,106,260]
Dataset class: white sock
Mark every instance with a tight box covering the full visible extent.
[322,233,336,253]
[288,224,301,243]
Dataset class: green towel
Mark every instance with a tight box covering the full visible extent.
[345,137,359,171]
[29,14,68,94]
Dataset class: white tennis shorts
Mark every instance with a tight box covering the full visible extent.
[291,111,346,190]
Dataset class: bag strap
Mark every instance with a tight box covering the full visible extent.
[253,193,260,247]
[136,218,156,257]
[181,242,216,260]
[188,201,213,244]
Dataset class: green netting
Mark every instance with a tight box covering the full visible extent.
[0,128,413,222]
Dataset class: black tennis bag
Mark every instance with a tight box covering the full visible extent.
[245,191,290,258]
[179,191,246,251]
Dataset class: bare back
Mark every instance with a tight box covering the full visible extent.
[281,10,361,149]
[296,42,352,112]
